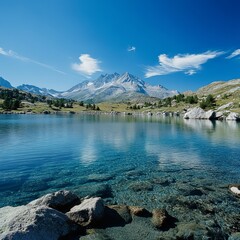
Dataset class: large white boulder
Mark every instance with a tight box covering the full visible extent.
[0,205,78,240]
[184,107,215,119]
[28,190,80,212]
[66,197,105,226]
[226,112,240,121]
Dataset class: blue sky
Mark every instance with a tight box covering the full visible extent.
[0,0,240,92]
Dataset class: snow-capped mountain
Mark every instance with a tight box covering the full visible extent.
[0,77,13,89]
[17,84,62,97]
[61,72,178,102]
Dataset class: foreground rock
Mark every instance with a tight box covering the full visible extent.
[66,197,105,227]
[28,190,80,212]
[152,209,176,230]
[0,205,80,240]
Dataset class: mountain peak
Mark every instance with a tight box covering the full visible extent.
[62,72,178,102]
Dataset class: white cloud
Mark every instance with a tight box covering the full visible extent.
[226,49,240,59]
[0,47,65,74]
[127,46,136,52]
[0,48,8,56]
[145,51,223,78]
[72,54,102,76]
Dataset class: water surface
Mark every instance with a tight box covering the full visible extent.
[0,114,240,237]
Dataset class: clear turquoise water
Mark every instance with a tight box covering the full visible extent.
[0,114,240,235]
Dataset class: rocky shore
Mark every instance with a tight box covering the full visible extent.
[0,107,239,121]
[0,190,176,240]
[1,185,240,240]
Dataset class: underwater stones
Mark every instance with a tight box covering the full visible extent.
[21,179,49,192]
[106,205,132,224]
[28,190,80,212]
[98,205,133,228]
[229,184,240,197]
[129,206,152,217]
[87,173,114,182]
[151,209,176,230]
[129,181,153,192]
[77,184,113,199]
[229,232,240,240]
[0,205,79,240]
[151,177,174,186]
[176,222,209,239]
[66,197,105,227]
[188,189,205,196]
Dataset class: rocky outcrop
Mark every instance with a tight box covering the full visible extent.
[66,197,105,227]
[184,107,240,121]
[184,107,215,119]
[28,190,80,212]
[226,112,240,121]
[0,205,79,240]
[217,102,233,111]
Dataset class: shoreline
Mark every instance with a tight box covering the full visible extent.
[0,107,239,121]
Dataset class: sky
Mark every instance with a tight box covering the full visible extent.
[0,0,240,92]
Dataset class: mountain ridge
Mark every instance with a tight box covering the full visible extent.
[61,72,179,102]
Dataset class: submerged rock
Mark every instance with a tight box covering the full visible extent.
[0,205,79,240]
[176,222,209,239]
[107,205,132,224]
[151,209,176,230]
[229,232,240,240]
[129,181,153,192]
[129,206,152,217]
[229,184,240,197]
[28,190,80,212]
[66,197,105,227]
[87,173,114,182]
[76,183,113,199]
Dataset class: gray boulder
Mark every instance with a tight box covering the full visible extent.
[66,197,105,226]
[28,190,80,212]
[226,112,240,121]
[0,205,79,240]
[205,110,215,119]
[184,107,215,119]
[215,111,224,120]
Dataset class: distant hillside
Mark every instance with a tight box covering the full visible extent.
[196,79,240,97]
[0,77,13,89]
[17,84,62,97]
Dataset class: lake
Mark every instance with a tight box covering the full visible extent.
[0,114,240,238]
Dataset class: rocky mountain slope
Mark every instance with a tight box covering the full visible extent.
[61,72,179,102]
[0,77,13,89]
[196,79,240,96]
